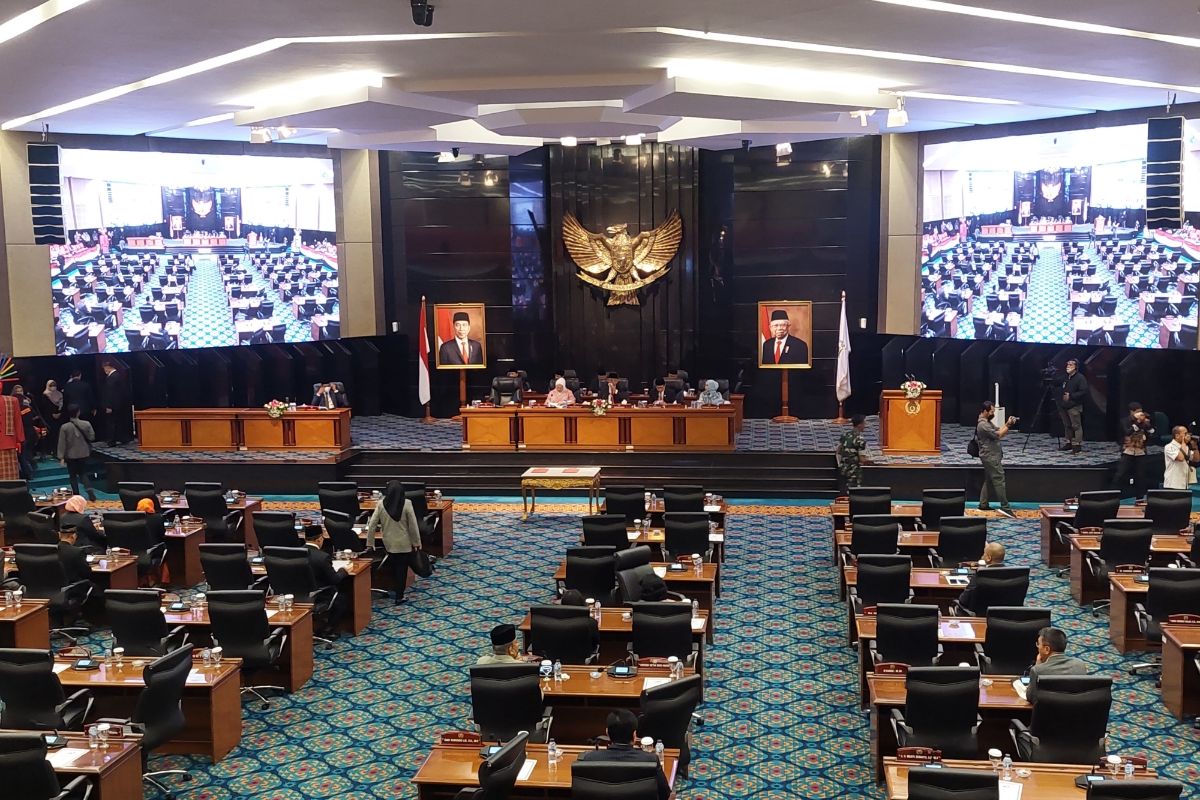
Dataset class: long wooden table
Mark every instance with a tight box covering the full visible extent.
[883,758,1158,800]
[537,664,697,743]
[856,615,986,706]
[1161,624,1200,720]
[518,606,709,674]
[1067,534,1191,605]
[463,405,737,451]
[37,731,145,800]
[249,557,374,636]
[136,407,351,451]
[830,500,922,534]
[1038,504,1144,566]
[843,565,970,607]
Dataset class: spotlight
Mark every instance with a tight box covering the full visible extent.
[886,96,908,128]
[849,110,876,127]
[276,124,296,139]
[453,146,460,158]
[560,136,578,147]
[410,0,434,26]
[775,142,792,158]
[740,139,751,151]
[436,151,455,163]
[624,134,643,146]
[249,126,272,144]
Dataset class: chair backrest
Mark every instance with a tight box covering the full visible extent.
[849,486,892,518]
[10,545,68,599]
[630,601,693,661]
[903,666,982,738]
[637,673,703,750]
[491,377,520,405]
[468,664,544,743]
[23,511,57,546]
[134,645,195,752]
[199,543,255,591]
[1086,779,1185,800]
[966,567,1030,615]
[317,484,361,519]
[920,489,966,529]
[662,485,704,513]
[0,731,64,800]
[262,546,319,600]
[0,648,68,730]
[663,512,710,559]
[322,509,360,552]
[854,554,912,607]
[1097,519,1154,567]
[907,767,999,800]
[529,604,598,664]
[118,481,158,511]
[1074,491,1121,529]
[207,590,271,655]
[570,760,660,800]
[564,546,617,605]
[101,511,154,553]
[615,545,653,573]
[582,515,632,549]
[1143,489,1192,534]
[981,606,1051,675]
[875,603,940,666]
[105,589,171,656]
[405,485,431,519]
[182,486,229,521]
[1145,568,1200,620]
[0,482,35,519]
[935,517,988,565]
[476,730,530,800]
[604,486,646,523]
[254,511,301,549]
[850,515,900,557]
[1027,675,1113,763]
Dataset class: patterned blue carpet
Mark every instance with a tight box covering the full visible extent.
[69,499,1196,799]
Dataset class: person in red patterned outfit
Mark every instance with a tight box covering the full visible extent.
[0,392,26,480]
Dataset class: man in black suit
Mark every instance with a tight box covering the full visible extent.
[62,370,95,422]
[100,362,132,445]
[599,372,628,405]
[953,542,1005,615]
[650,378,679,406]
[304,524,349,631]
[311,383,349,409]
[438,311,484,365]
[760,309,809,366]
[577,709,671,800]
[57,526,94,584]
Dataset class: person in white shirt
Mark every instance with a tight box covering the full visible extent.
[1163,426,1198,490]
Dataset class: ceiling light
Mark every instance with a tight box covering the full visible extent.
[276,124,296,139]
[665,58,892,92]
[184,112,236,127]
[849,110,876,127]
[0,0,92,48]
[886,97,909,128]
[560,136,578,147]
[248,127,272,144]
[897,91,1020,106]
[624,134,643,146]
[871,0,1200,49]
[595,138,611,147]
[437,151,455,162]
[775,142,792,157]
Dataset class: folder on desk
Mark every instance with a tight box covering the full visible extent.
[517,759,537,781]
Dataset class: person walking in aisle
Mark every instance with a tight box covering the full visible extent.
[363,480,423,605]
[57,405,96,500]
[977,401,1017,518]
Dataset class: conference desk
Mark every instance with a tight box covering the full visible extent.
[413,742,680,800]
[357,496,453,556]
[830,500,922,535]
[518,606,709,674]
[868,673,1030,780]
[0,598,50,648]
[136,407,352,451]
[54,656,241,762]
[250,557,373,636]
[833,530,941,568]
[1161,624,1200,720]
[882,758,1158,800]
[842,565,969,607]
[537,664,696,742]
[126,235,163,248]
[160,493,264,550]
[85,553,139,591]
[21,731,146,800]
[856,615,986,706]
[595,525,728,563]
[1038,505,1145,565]
[1067,534,1191,605]
[462,405,737,452]
[1108,574,1152,653]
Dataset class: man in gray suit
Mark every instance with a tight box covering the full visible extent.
[1023,626,1087,703]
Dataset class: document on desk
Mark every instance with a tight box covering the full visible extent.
[332,560,350,571]
[627,531,641,541]
[709,533,724,542]
[265,609,280,619]
[46,748,90,767]
[517,759,537,781]
[691,617,705,631]
[52,662,72,674]
[643,677,671,691]
[186,669,207,684]
[945,623,976,639]
[704,505,721,512]
[999,780,1022,800]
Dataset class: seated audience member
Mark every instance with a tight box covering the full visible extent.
[476,623,523,665]
[698,380,725,406]
[311,382,348,409]
[650,378,678,406]
[304,524,349,630]
[547,370,566,393]
[601,372,628,405]
[57,526,94,584]
[1023,626,1087,703]
[136,497,167,544]
[954,541,1005,611]
[577,709,672,800]
[546,378,576,407]
[60,494,103,550]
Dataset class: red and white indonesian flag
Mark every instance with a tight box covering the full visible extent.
[418,297,431,406]
[836,292,852,403]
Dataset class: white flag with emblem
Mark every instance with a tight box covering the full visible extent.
[835,292,852,403]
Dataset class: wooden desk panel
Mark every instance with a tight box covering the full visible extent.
[521,414,568,448]
[629,415,675,447]
[1108,575,1150,653]
[0,599,50,648]
[684,414,733,448]
[1038,505,1144,566]
[242,417,285,449]
[575,415,620,448]
[463,408,517,450]
[136,408,351,451]
[1161,625,1200,720]
[465,406,737,452]
[537,665,695,743]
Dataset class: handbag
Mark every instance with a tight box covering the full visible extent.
[966,436,980,458]
[411,549,435,578]
[70,419,93,457]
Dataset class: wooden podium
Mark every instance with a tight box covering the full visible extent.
[879,390,942,455]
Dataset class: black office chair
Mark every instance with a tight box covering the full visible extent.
[1130,568,1200,675]
[630,601,696,666]
[207,590,286,708]
[848,486,892,519]
[320,509,363,555]
[870,604,940,667]
[253,512,301,549]
[570,761,659,800]
[840,515,900,567]
[468,664,553,743]
[663,512,712,562]
[101,512,167,584]
[0,481,37,540]
[849,554,912,615]
[1010,675,1112,763]
[1054,491,1121,575]
[952,567,1029,617]
[453,730,530,800]
[662,485,704,513]
[316,482,368,524]
[105,589,188,658]
[562,546,617,606]
[490,377,521,405]
[917,489,966,531]
[0,648,93,731]
[26,510,59,545]
[614,546,687,604]
[637,673,703,776]
[929,516,987,567]
[891,666,981,759]
[1086,780,1185,800]
[1143,489,1192,534]
[10,544,93,644]
[261,546,339,646]
[0,732,93,800]
[975,607,1051,675]
[199,543,267,592]
[528,604,598,664]
[117,481,159,512]
[604,486,647,524]
[403,484,442,545]
[906,767,999,800]
[182,484,243,544]
[1085,520,1153,613]
[581,515,632,550]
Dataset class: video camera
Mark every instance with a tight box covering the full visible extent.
[1039,362,1059,387]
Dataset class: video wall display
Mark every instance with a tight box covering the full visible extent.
[49,149,339,354]
[918,124,1199,350]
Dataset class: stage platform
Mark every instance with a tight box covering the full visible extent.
[97,414,1119,500]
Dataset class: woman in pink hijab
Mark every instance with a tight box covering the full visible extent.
[60,494,103,549]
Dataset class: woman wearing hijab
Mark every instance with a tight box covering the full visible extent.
[363,480,423,604]
[39,380,65,460]
[60,494,104,550]
[545,377,575,407]
[698,379,725,406]
[136,497,167,544]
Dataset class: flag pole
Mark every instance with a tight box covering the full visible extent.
[834,290,850,423]
[418,295,434,423]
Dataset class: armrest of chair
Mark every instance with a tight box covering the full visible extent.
[452,789,480,800]
[422,512,440,532]
[973,644,992,673]
[311,584,338,610]
[1083,551,1103,577]
[250,575,270,591]
[584,646,600,666]
[838,547,855,569]
[266,627,289,664]
[537,707,554,739]
[1009,719,1036,761]
[950,600,971,617]
[146,542,168,566]
[223,510,244,532]
[56,774,93,800]
[1133,602,1150,634]
[927,547,942,568]
[1054,522,1078,543]
[1177,555,1196,568]
[62,579,94,607]
[889,708,912,745]
[1,577,19,590]
[56,689,94,727]
[165,625,190,651]
[354,510,372,525]
[665,590,689,603]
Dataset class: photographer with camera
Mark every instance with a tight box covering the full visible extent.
[1163,426,1199,490]
[1055,359,1087,454]
[977,401,1018,518]
[1112,402,1156,499]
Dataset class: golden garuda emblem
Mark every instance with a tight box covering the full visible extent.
[562,210,683,306]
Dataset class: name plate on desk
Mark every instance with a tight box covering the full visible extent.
[896,746,941,763]
[875,662,909,675]
[1167,614,1200,625]
[439,731,483,747]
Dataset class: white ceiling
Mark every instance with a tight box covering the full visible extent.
[4,0,1200,151]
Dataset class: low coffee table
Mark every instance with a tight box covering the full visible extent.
[520,466,601,520]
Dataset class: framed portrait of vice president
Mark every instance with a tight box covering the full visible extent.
[434,303,488,369]
[757,301,812,369]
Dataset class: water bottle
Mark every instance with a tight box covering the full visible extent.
[1124,761,1134,780]
[1001,754,1012,780]
[547,739,560,765]
[553,660,562,685]
[655,740,664,764]
[593,600,601,621]
[691,600,700,621]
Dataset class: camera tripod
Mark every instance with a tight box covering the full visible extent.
[1021,381,1063,452]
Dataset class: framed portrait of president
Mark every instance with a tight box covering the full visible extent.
[434,303,487,369]
[757,301,812,369]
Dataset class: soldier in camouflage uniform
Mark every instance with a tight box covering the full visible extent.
[837,414,869,491]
